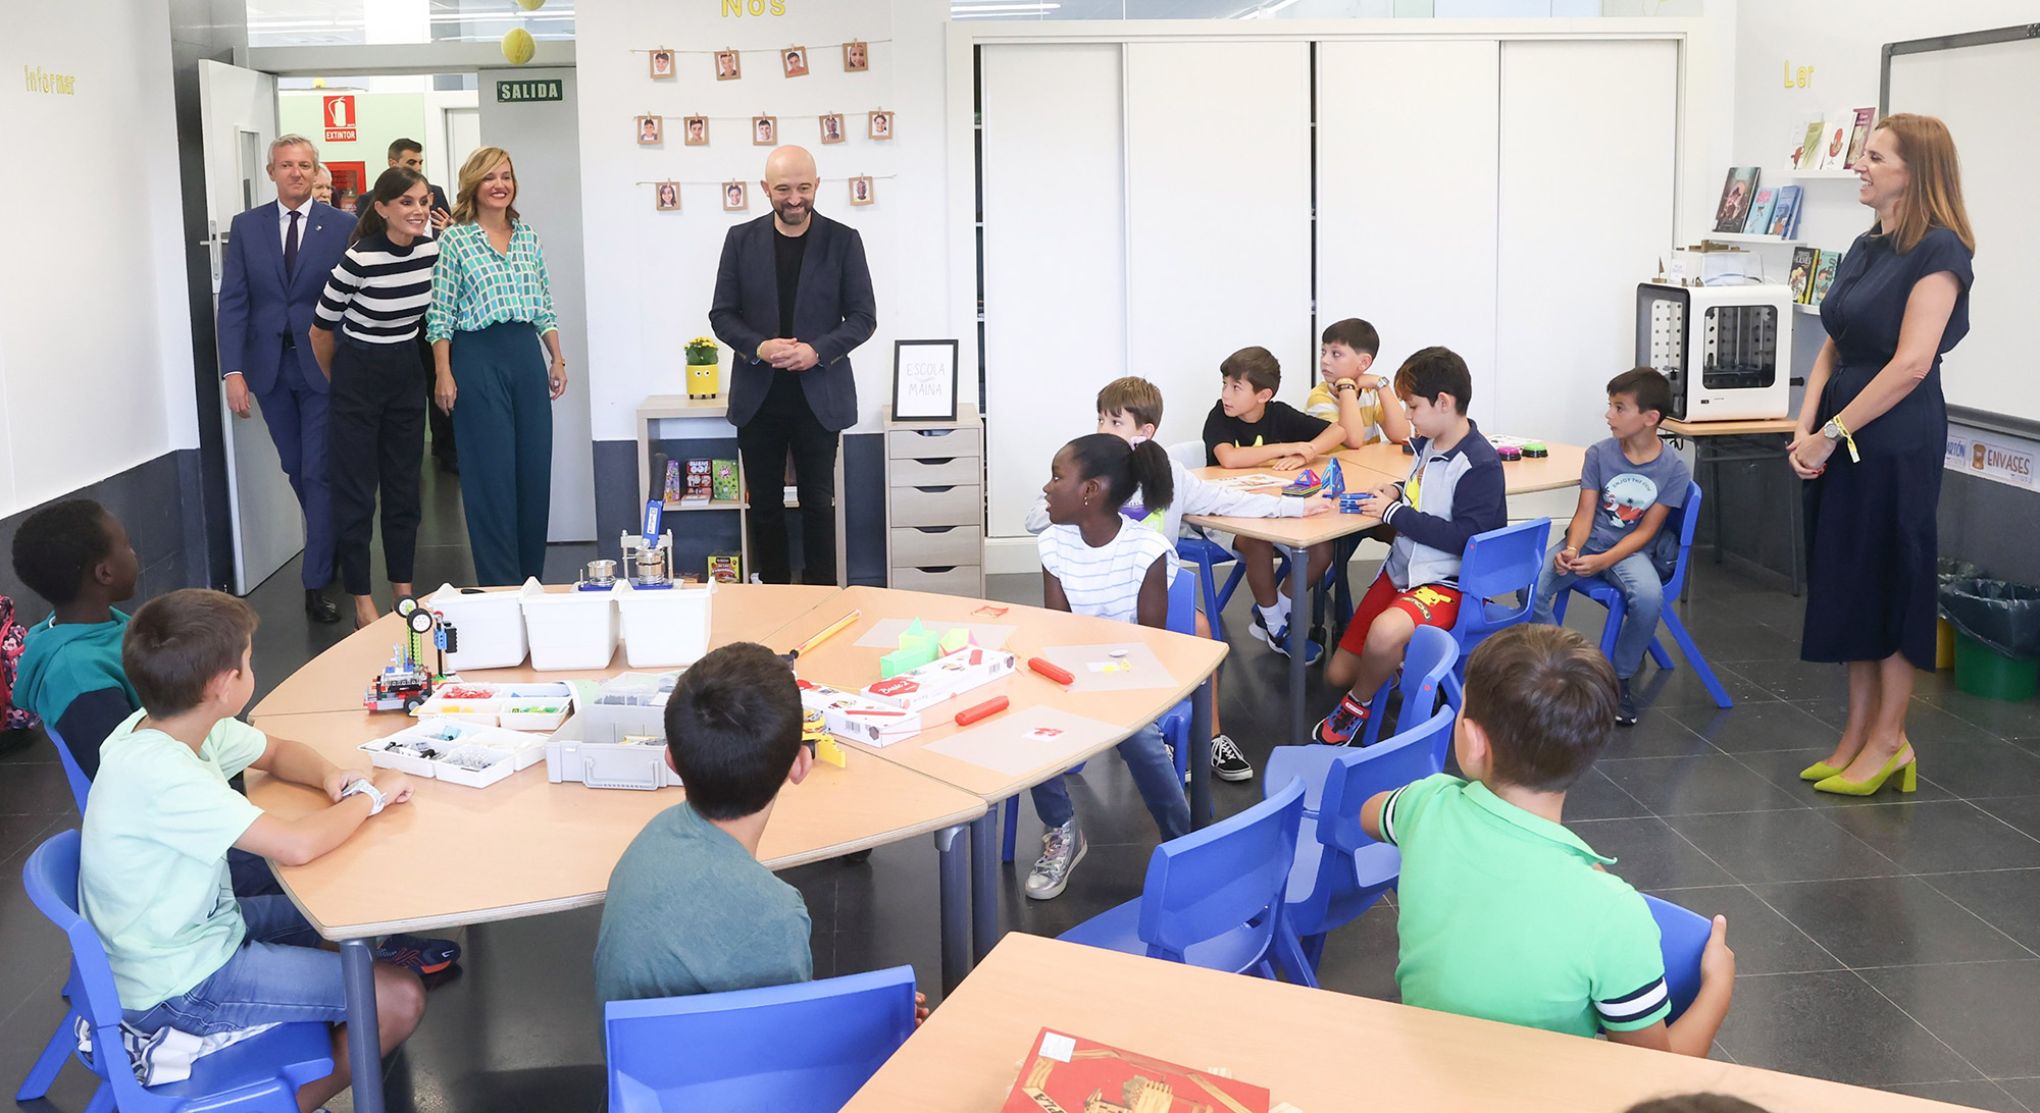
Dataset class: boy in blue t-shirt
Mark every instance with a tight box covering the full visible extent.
[11,499,142,777]
[1531,368,1692,726]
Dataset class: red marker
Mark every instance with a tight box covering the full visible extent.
[955,696,1009,726]
[1028,657,1074,686]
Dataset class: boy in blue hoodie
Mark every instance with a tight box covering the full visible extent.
[12,499,142,777]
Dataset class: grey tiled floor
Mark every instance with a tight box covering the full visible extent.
[5,477,2040,1111]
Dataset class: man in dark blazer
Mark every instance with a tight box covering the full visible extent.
[710,145,877,586]
[217,134,356,623]
[389,137,459,471]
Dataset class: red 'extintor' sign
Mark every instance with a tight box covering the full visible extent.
[324,95,356,142]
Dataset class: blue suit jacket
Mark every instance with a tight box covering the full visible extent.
[216,200,356,395]
[709,213,877,432]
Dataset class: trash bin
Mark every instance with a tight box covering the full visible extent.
[1936,559,1983,670]
[1940,577,2040,701]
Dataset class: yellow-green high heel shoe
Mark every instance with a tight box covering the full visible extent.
[1813,751,1918,797]
[1799,760,1845,782]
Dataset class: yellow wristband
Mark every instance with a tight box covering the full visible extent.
[1830,417,1860,464]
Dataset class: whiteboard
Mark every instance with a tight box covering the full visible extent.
[1886,30,2040,429]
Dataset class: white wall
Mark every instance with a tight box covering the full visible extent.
[575,0,953,443]
[0,0,198,517]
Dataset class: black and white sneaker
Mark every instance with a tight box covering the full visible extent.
[1210,734,1254,782]
[1616,679,1640,727]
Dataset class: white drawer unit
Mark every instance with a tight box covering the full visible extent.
[884,404,985,597]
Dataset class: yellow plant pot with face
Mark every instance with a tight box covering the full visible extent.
[687,361,720,400]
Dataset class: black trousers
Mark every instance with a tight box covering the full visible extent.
[330,336,426,596]
[418,333,456,463]
[737,375,838,585]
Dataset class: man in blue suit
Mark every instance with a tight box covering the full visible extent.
[709,145,877,586]
[217,134,355,623]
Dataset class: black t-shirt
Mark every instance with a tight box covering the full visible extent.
[773,227,809,339]
[1201,400,1330,466]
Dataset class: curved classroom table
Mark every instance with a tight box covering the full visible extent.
[247,583,1224,1113]
[1184,437,1585,742]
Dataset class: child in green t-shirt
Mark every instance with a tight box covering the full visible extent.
[11,499,142,776]
[1359,624,1734,1054]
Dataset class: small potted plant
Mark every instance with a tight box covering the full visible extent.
[685,336,720,400]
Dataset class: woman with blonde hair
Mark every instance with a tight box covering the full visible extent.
[1787,113,1976,796]
[424,146,568,585]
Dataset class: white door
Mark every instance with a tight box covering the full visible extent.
[199,59,303,595]
[444,107,482,176]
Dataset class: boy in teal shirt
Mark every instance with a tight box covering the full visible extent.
[11,499,142,776]
[81,589,431,1112]
[1359,624,1735,1054]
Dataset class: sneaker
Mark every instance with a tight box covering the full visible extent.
[1616,679,1640,728]
[1024,821,1087,901]
[1254,618,1324,666]
[1210,734,1254,782]
[1314,695,1368,746]
[375,933,461,976]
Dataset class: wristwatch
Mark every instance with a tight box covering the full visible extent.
[1821,419,1844,441]
[341,778,387,817]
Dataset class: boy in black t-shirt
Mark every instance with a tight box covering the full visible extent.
[1200,346,1347,663]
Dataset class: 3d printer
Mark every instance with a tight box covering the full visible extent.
[1635,282,1794,422]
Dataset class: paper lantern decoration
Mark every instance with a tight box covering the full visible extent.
[516,0,547,9]
[501,28,536,65]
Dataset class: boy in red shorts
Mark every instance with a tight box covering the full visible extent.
[1316,346,1506,745]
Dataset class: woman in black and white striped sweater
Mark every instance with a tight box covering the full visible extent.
[310,167,440,629]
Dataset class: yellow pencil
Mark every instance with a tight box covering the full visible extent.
[793,609,861,659]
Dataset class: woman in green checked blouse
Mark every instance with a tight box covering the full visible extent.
[425,146,569,585]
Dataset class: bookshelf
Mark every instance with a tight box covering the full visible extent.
[1700,232,1800,247]
[1787,169,1861,181]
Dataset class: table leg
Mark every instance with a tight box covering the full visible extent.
[934,824,970,993]
[1787,460,1805,597]
[1189,675,1214,828]
[340,937,384,1113]
[1284,544,1309,743]
[969,813,998,961]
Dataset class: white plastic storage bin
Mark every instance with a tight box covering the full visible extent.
[425,584,530,671]
[614,580,714,668]
[519,579,620,670]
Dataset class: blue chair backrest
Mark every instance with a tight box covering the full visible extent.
[21,830,155,1107]
[44,721,93,815]
[604,965,917,1113]
[1645,893,1710,1024]
[1398,626,1461,725]
[1318,707,1457,857]
[1659,481,1704,598]
[1137,777,1306,964]
[1165,561,1196,636]
[1450,517,1553,642]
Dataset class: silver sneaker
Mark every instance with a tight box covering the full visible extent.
[1024,820,1087,901]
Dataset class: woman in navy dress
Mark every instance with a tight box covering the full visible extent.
[1789,114,1975,797]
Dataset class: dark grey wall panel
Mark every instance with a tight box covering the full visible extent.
[1938,471,2040,585]
[0,452,207,615]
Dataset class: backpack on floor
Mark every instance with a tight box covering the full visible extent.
[0,595,37,731]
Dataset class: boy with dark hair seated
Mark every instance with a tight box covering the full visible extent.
[595,642,819,1005]
[11,499,142,776]
[81,589,430,1112]
[1360,624,1734,1055]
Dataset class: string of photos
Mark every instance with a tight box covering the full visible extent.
[633,110,894,148]
[642,174,894,213]
[637,40,882,80]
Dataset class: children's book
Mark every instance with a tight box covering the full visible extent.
[1742,187,1778,236]
[710,458,739,503]
[1001,1027,1271,1113]
[1809,250,1842,305]
[1767,185,1804,239]
[661,460,682,504]
[1843,107,1876,169]
[1789,246,1819,304]
[681,458,712,505]
[1795,119,1826,170]
[1814,111,1853,170]
[1712,166,1761,233]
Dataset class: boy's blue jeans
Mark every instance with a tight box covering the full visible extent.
[1530,543,1665,680]
[1029,722,1190,841]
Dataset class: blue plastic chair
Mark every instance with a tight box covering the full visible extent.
[1059,778,1315,987]
[1646,894,1712,1024]
[604,965,916,1112]
[1001,568,1196,863]
[1358,519,1549,745]
[1269,627,1458,808]
[16,830,335,1113]
[44,720,93,815]
[1551,482,1733,710]
[1269,704,1457,973]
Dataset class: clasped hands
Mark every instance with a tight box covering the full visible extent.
[1553,546,1612,577]
[1785,429,1837,479]
[757,338,819,371]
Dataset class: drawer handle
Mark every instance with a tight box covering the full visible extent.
[914,566,958,574]
[912,429,958,438]
[913,527,959,536]
[909,457,957,466]
[914,485,958,494]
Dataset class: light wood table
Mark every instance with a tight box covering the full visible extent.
[769,585,1229,963]
[1661,417,1805,597]
[845,933,1973,1113]
[1340,437,1589,493]
[249,583,841,718]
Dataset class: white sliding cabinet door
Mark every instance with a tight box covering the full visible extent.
[1317,40,1500,416]
[1125,42,1313,433]
[1495,40,1679,450]
[981,44,1127,540]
